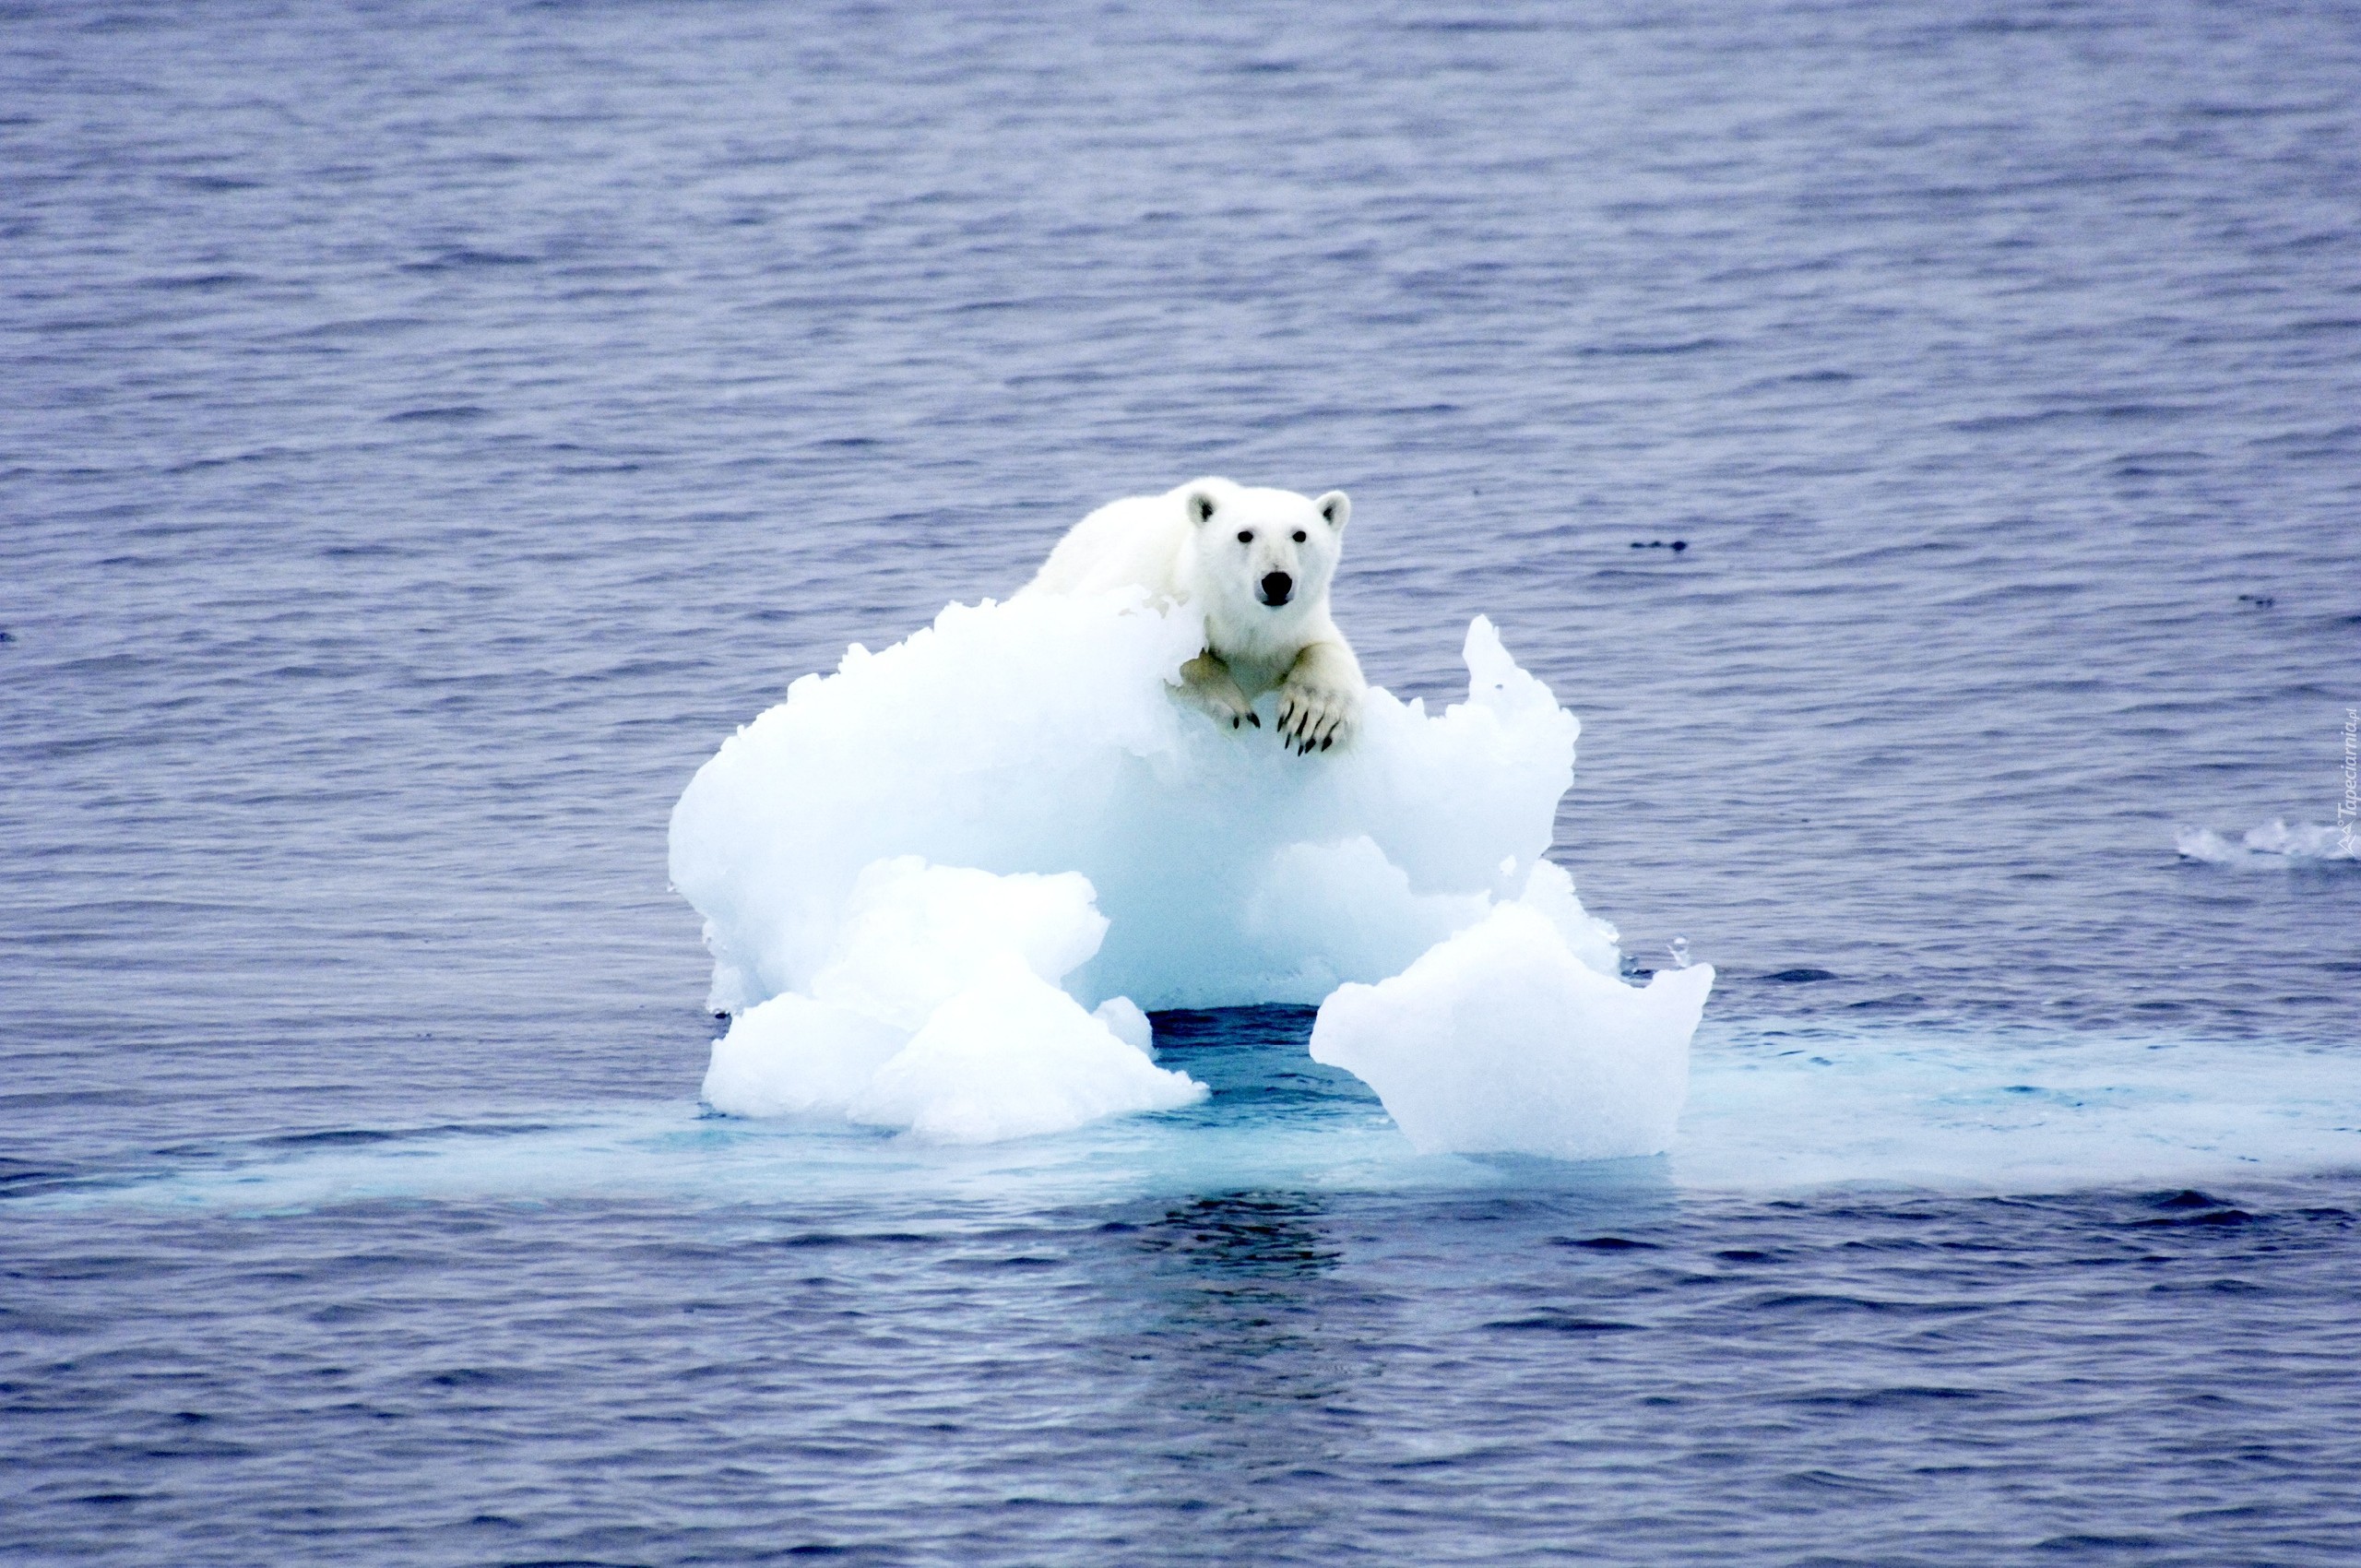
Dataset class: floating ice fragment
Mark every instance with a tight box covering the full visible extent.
[1311,887,1714,1161]
[2176,820,2355,867]
[698,854,1193,1138]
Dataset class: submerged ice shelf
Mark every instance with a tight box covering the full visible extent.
[53,1020,2361,1213]
[670,592,1712,1153]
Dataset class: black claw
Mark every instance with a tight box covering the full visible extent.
[1248,713,1260,728]
[1321,735,1333,751]
[1232,715,1240,729]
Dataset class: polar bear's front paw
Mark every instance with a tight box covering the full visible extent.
[1276,675,1358,756]
[1178,652,1261,732]
[1208,689,1260,731]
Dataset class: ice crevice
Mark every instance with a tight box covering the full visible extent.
[670,592,1713,1155]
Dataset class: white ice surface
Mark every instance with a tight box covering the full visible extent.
[848,956,1202,1144]
[671,592,1602,1015]
[807,859,1107,1032]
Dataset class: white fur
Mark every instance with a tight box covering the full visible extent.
[1021,478,1367,750]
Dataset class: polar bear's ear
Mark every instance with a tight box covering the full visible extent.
[1315,491,1350,531]
[1185,488,1220,526]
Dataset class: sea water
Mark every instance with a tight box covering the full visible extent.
[5,2,2359,1562]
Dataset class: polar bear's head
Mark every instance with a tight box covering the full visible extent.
[1180,479,1350,629]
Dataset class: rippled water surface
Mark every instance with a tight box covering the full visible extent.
[6,1,2359,1562]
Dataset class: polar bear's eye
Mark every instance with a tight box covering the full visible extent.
[1292,529,1307,543]
[1237,529,1253,543]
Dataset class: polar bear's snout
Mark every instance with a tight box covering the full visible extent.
[1259,571,1294,607]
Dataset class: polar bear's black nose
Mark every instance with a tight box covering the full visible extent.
[1260,571,1293,606]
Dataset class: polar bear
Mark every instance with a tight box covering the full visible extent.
[1022,478,1366,753]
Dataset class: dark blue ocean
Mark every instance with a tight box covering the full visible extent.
[6,2,2360,1562]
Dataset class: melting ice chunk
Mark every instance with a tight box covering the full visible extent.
[699,855,1198,1140]
[676,592,1705,1152]
[1311,887,1714,1161]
